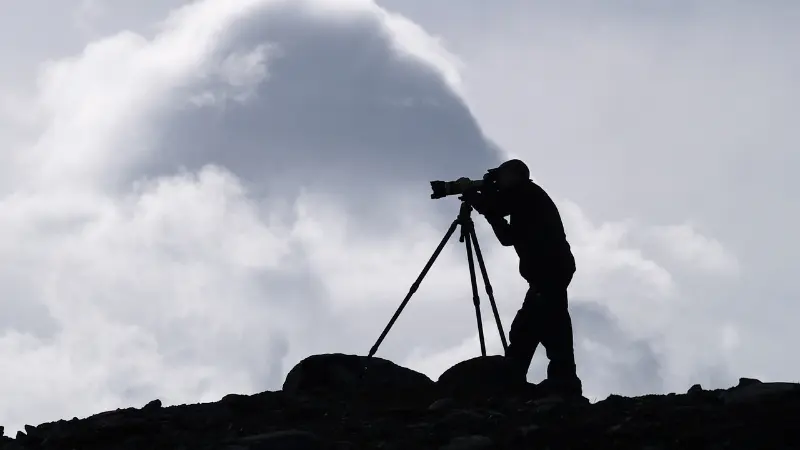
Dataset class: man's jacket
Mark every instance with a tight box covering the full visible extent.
[484,180,576,287]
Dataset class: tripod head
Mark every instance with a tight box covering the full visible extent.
[456,200,475,242]
[457,199,474,219]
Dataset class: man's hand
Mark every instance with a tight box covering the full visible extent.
[459,190,482,211]
[461,190,500,218]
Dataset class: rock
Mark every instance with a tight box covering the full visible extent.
[282,353,434,396]
[235,430,324,450]
[737,377,762,387]
[529,401,559,414]
[23,425,35,435]
[89,410,137,431]
[436,355,525,398]
[524,390,587,413]
[429,398,456,411]
[517,424,541,437]
[220,391,282,414]
[721,381,800,404]
[485,410,505,420]
[688,384,703,394]
[440,435,494,450]
[143,399,162,411]
[436,409,486,430]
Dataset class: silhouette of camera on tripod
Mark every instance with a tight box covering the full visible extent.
[366,169,509,367]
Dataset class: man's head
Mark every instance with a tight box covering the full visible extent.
[488,159,530,190]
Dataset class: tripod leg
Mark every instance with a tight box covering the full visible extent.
[469,226,508,353]
[464,226,487,357]
[366,218,460,361]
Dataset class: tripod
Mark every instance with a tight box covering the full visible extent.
[365,201,508,367]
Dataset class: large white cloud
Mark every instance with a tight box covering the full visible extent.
[1,0,792,435]
[0,0,499,433]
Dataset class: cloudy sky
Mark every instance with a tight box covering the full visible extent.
[1,0,798,434]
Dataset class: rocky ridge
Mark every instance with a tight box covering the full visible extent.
[2,354,798,450]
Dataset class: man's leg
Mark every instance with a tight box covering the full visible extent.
[504,285,542,382]
[538,286,582,396]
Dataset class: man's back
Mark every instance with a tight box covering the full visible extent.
[505,180,575,285]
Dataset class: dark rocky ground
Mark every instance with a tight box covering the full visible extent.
[2,354,799,450]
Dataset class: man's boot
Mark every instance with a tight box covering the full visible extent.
[537,360,584,400]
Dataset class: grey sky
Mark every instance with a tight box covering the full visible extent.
[0,0,797,435]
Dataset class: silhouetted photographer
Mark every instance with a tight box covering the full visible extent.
[366,159,581,399]
[460,159,583,398]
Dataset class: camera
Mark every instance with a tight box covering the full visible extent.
[430,171,498,199]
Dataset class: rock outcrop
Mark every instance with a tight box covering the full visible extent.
[2,354,798,450]
[283,353,435,396]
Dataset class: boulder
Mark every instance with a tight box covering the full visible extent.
[721,381,800,404]
[282,353,434,396]
[436,355,527,398]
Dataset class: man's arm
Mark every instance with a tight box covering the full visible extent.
[486,215,514,246]
[461,190,515,246]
